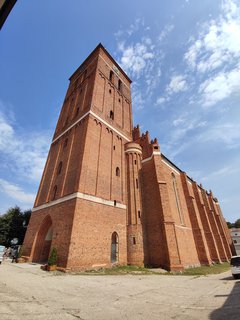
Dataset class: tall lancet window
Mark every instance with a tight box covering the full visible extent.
[172,173,184,225]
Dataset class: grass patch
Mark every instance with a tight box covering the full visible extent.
[84,265,155,275]
[74,263,230,276]
[179,262,230,276]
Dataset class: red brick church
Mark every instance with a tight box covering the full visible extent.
[23,44,232,271]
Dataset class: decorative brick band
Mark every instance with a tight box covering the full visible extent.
[32,192,126,212]
[52,110,131,144]
[141,151,161,163]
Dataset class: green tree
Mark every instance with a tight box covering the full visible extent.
[227,221,234,229]
[48,247,58,266]
[0,206,31,246]
[234,219,240,228]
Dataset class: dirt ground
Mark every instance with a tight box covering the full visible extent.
[0,260,239,320]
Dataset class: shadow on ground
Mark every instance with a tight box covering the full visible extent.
[210,279,240,320]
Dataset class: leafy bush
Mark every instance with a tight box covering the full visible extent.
[48,247,57,266]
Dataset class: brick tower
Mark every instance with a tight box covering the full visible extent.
[23,43,145,270]
[23,44,231,272]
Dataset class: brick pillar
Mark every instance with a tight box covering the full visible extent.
[157,177,183,271]
[192,182,221,263]
[216,204,233,256]
[208,195,231,260]
[125,142,145,266]
[202,191,227,262]
[180,173,211,265]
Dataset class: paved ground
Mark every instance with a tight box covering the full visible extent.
[0,260,240,320]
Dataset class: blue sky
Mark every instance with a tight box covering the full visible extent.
[0,0,239,222]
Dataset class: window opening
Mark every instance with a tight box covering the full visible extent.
[57,161,63,175]
[114,200,117,206]
[134,160,137,165]
[133,237,136,245]
[118,79,122,91]
[63,138,68,148]
[113,145,116,150]
[111,232,119,263]
[138,210,141,219]
[75,107,79,117]
[110,110,114,120]
[52,185,57,200]
[109,89,112,94]
[136,178,139,189]
[109,70,114,82]
[116,167,120,177]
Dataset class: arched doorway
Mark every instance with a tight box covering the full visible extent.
[111,232,119,263]
[32,215,53,263]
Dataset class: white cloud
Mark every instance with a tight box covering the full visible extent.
[166,75,188,94]
[118,40,154,78]
[184,0,240,74]
[199,65,240,107]
[0,110,50,182]
[0,179,35,204]
[159,24,174,41]
[199,122,240,149]
[183,0,240,107]
[156,96,166,106]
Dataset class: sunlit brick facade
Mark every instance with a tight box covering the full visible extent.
[23,44,232,271]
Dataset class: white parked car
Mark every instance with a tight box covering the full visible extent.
[0,245,5,264]
[230,255,240,279]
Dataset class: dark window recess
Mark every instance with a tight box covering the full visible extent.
[109,70,114,82]
[118,79,122,91]
[114,200,117,206]
[113,145,116,150]
[138,210,141,219]
[57,161,63,175]
[133,237,136,245]
[134,160,137,165]
[110,110,114,120]
[109,89,112,94]
[52,185,57,200]
[119,98,121,103]
[111,232,118,263]
[116,167,120,177]
[75,107,80,117]
[154,146,158,150]
[136,178,139,189]
[63,138,68,148]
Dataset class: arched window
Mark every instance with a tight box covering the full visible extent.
[118,79,122,92]
[109,70,114,82]
[172,173,184,225]
[110,110,114,120]
[111,232,119,263]
[52,185,57,200]
[116,167,120,177]
[57,161,62,175]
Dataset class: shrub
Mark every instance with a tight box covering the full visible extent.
[48,247,57,266]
